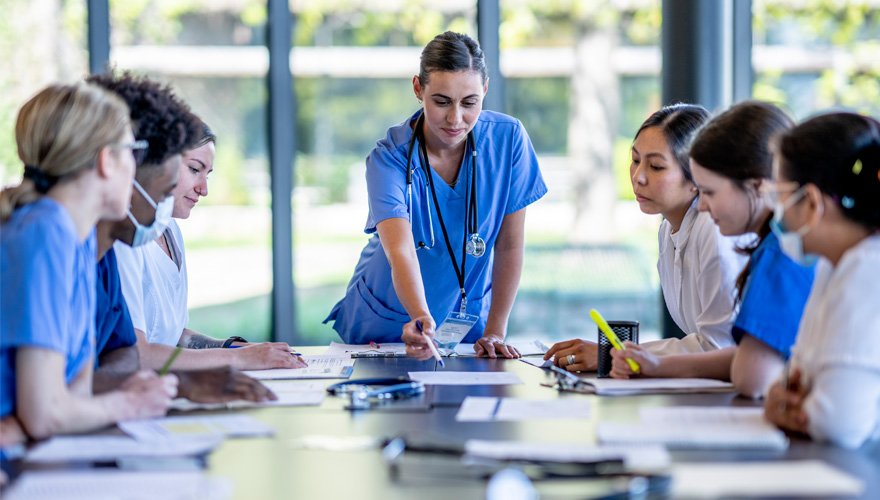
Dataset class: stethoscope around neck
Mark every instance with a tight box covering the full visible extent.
[404,112,485,258]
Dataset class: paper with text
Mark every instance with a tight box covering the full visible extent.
[244,355,354,380]
[119,415,274,441]
[170,381,326,411]
[25,435,223,463]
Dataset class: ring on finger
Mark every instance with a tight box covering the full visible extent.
[566,354,576,366]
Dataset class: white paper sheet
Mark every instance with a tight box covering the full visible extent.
[465,440,670,471]
[25,435,223,463]
[119,414,274,441]
[408,371,523,385]
[170,381,327,411]
[519,357,553,368]
[4,470,232,500]
[584,377,734,395]
[456,396,591,421]
[640,406,766,425]
[597,421,788,450]
[671,460,864,497]
[244,355,354,380]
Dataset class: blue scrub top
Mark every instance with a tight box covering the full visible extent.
[732,231,816,359]
[325,110,547,344]
[0,198,96,417]
[94,247,137,367]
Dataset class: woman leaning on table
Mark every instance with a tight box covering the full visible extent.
[324,31,548,359]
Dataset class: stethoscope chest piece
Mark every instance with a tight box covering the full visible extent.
[466,233,486,257]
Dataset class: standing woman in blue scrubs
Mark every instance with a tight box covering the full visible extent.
[325,32,547,358]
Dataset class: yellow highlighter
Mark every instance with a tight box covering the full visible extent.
[589,308,640,374]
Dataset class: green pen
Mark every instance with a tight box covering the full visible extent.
[158,346,183,376]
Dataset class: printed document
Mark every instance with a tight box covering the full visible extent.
[456,396,591,421]
[408,371,523,385]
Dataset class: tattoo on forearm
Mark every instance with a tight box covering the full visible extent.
[185,334,224,349]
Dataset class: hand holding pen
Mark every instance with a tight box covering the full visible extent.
[764,365,809,434]
[402,314,437,360]
[417,320,445,368]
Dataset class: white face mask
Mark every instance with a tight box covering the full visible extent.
[127,179,173,247]
[769,186,819,267]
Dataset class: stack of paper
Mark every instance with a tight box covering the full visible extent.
[244,355,355,380]
[671,460,864,497]
[465,440,670,471]
[597,407,788,450]
[456,396,591,421]
[4,470,231,500]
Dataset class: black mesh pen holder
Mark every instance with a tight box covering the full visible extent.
[597,320,639,378]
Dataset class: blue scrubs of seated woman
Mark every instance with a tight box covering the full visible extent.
[0,83,176,442]
[325,32,547,358]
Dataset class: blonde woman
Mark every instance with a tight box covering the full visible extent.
[0,83,176,442]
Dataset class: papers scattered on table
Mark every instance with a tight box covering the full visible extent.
[25,435,223,463]
[456,396,591,421]
[670,460,865,498]
[119,415,274,441]
[408,371,523,386]
[465,440,670,471]
[244,355,354,380]
[597,406,788,450]
[171,381,327,411]
[4,470,232,500]
[579,377,734,395]
[325,339,548,358]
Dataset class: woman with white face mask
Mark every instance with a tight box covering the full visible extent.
[611,101,815,399]
[764,112,880,449]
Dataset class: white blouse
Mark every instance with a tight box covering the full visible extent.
[645,201,749,355]
[114,220,189,346]
[790,235,880,449]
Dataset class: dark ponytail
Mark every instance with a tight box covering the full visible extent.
[775,112,880,231]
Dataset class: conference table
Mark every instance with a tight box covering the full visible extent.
[5,348,879,499]
[203,349,880,499]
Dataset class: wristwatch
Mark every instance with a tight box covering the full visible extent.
[222,336,249,348]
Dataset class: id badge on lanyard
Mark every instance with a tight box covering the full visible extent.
[433,310,479,352]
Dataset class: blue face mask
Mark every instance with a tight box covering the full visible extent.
[769,186,819,267]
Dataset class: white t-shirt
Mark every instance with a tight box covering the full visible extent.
[790,235,880,449]
[645,202,749,355]
[114,220,189,346]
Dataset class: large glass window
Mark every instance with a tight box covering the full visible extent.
[109,1,273,341]
[753,0,880,119]
[500,0,663,343]
[0,0,88,186]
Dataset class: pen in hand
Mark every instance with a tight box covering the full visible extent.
[158,346,183,376]
[416,320,445,368]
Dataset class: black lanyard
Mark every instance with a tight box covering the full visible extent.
[416,128,476,314]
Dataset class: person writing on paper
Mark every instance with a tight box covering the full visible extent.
[0,83,176,441]
[89,72,304,372]
[324,31,548,359]
[545,103,746,372]
[612,102,815,398]
[87,77,276,403]
[764,112,880,449]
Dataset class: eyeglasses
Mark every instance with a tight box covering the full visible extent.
[759,180,800,206]
[114,139,149,165]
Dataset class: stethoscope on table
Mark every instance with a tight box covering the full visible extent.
[405,112,485,314]
[327,377,425,410]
